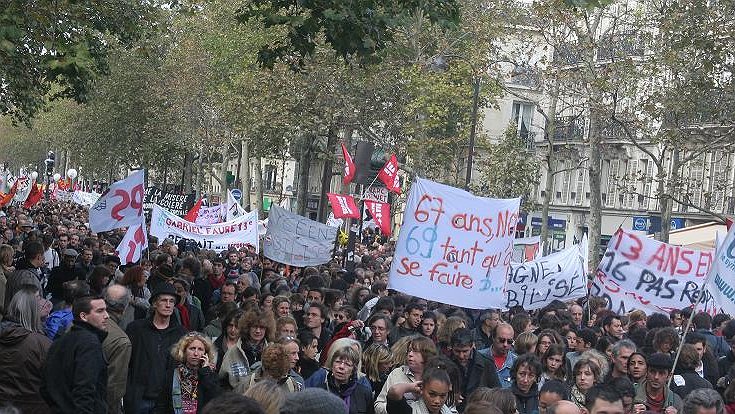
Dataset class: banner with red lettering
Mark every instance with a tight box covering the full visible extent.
[377,154,401,194]
[116,218,148,265]
[387,177,521,309]
[90,170,145,233]
[327,193,360,219]
[591,228,716,314]
[364,200,391,236]
[150,204,258,252]
[341,143,356,185]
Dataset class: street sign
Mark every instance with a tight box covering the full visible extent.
[231,188,242,201]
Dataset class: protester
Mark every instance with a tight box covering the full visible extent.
[102,284,133,414]
[41,295,109,413]
[385,366,454,414]
[633,353,683,414]
[155,331,221,412]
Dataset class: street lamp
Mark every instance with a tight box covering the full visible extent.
[429,54,481,190]
[44,151,55,199]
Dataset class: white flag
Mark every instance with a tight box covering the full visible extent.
[226,189,246,221]
[13,177,33,202]
[707,226,735,315]
[116,218,148,265]
[90,170,145,232]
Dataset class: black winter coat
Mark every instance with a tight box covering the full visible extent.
[0,319,52,414]
[41,321,108,414]
[124,317,186,414]
[456,349,502,398]
[671,370,712,399]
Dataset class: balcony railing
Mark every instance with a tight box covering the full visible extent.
[554,116,584,141]
[509,65,541,89]
[596,34,645,61]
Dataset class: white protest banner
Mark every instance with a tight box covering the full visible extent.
[226,189,246,221]
[326,213,343,228]
[505,243,587,310]
[150,204,258,252]
[90,170,145,233]
[387,177,520,309]
[591,228,716,314]
[72,190,101,207]
[706,226,735,315]
[116,218,148,265]
[54,190,73,202]
[12,177,32,202]
[263,205,338,267]
[195,204,224,225]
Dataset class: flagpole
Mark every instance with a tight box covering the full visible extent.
[667,251,718,388]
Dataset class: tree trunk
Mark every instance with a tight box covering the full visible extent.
[587,111,603,271]
[317,125,338,223]
[296,136,312,216]
[540,80,559,252]
[195,146,204,199]
[240,139,252,211]
[660,150,679,243]
[220,144,229,202]
[253,157,264,217]
[182,150,193,193]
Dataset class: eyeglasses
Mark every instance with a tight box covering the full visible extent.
[497,338,514,345]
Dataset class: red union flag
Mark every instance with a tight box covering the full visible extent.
[377,154,401,194]
[90,170,145,233]
[364,200,391,236]
[341,143,356,185]
[327,193,359,219]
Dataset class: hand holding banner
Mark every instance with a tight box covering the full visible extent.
[90,170,145,233]
[388,178,520,309]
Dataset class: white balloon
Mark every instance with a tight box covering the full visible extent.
[53,173,61,181]
[67,168,78,179]
[30,171,38,180]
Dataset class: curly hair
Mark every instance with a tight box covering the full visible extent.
[239,309,276,343]
[171,332,216,364]
[653,327,680,352]
[260,343,291,380]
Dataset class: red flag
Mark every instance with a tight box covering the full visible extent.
[0,181,18,207]
[184,197,204,222]
[377,154,401,194]
[23,184,43,208]
[327,193,360,219]
[341,143,356,185]
[727,217,733,230]
[365,200,391,236]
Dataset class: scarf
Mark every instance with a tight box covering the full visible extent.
[177,303,191,331]
[173,365,199,414]
[327,372,359,411]
[570,385,586,408]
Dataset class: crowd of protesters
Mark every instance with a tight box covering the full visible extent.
[0,200,733,414]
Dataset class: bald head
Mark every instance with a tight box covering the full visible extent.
[104,284,131,314]
[549,401,582,414]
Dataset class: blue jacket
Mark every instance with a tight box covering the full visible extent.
[45,308,73,340]
[696,329,730,359]
[478,348,517,389]
[305,367,372,389]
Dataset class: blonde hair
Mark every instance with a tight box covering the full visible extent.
[580,349,610,379]
[171,332,216,363]
[244,379,286,414]
[436,316,467,344]
[362,343,393,382]
[515,332,538,355]
[390,335,414,366]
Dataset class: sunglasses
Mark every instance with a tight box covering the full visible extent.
[497,338,515,345]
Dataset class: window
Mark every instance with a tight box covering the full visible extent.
[606,160,620,208]
[623,159,638,209]
[710,151,730,213]
[263,164,277,192]
[574,162,587,205]
[511,102,534,146]
[688,155,706,211]
[640,159,653,210]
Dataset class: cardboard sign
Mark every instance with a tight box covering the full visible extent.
[591,228,715,314]
[505,243,587,310]
[143,187,195,217]
[150,204,258,252]
[90,170,145,233]
[263,205,338,266]
[388,178,520,309]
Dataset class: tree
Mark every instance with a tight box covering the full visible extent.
[473,127,539,211]
[0,1,166,123]
[237,0,461,68]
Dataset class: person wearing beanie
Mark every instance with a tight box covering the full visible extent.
[281,388,346,414]
[633,353,683,414]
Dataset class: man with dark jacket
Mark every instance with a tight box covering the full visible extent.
[124,283,185,414]
[693,312,730,359]
[449,328,501,409]
[41,295,110,413]
[4,241,44,304]
[47,249,86,304]
[103,285,132,414]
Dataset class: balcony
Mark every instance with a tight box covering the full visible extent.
[596,33,645,61]
[552,42,583,66]
[509,64,541,89]
[554,116,584,141]
[520,131,536,151]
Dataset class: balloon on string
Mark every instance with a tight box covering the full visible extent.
[53,173,61,181]
[67,169,78,179]
[30,171,38,180]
